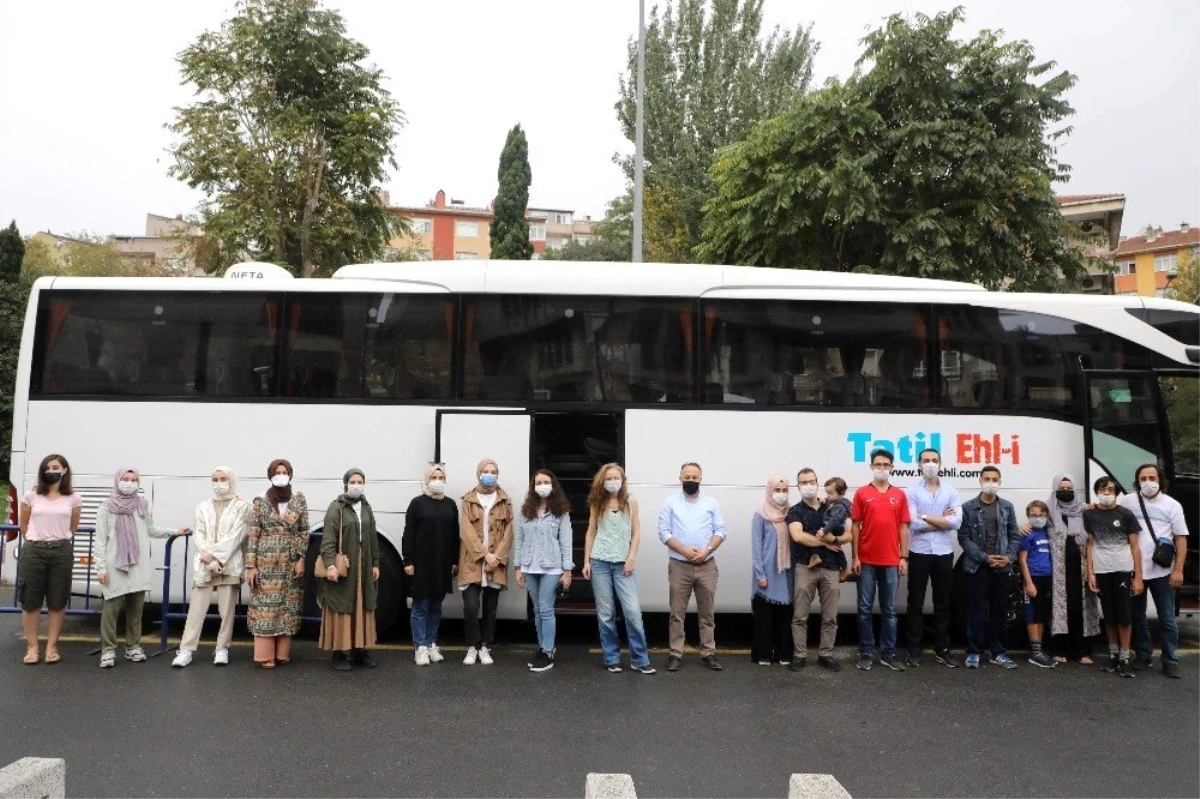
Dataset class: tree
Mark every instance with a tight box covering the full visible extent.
[541,194,634,262]
[489,124,533,261]
[0,221,24,282]
[22,233,174,278]
[167,0,405,277]
[1167,247,1198,304]
[615,0,817,260]
[0,221,27,478]
[699,8,1084,291]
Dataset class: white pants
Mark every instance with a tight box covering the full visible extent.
[180,583,240,652]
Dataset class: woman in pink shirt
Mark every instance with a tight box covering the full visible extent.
[17,454,82,664]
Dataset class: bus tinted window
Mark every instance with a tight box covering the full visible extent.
[281,293,454,399]
[702,300,931,407]
[938,306,1153,416]
[33,291,278,398]
[462,296,694,403]
[1126,308,1200,346]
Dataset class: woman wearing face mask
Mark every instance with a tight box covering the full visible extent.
[246,459,310,669]
[1045,473,1100,665]
[458,458,514,666]
[17,454,81,665]
[173,467,251,668]
[750,474,794,666]
[514,470,574,672]
[404,464,460,666]
[95,468,185,668]
[583,463,653,674]
[319,469,380,671]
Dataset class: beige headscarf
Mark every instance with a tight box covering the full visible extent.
[423,463,446,498]
[761,474,791,573]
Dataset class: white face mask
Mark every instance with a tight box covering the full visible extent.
[271,474,290,488]
[604,479,623,494]
[346,484,364,499]
[1097,494,1117,507]
[212,482,231,497]
[118,481,138,496]
[535,484,553,499]
[1029,517,1047,529]
[799,485,818,500]
[772,491,789,506]
[921,463,940,480]
[872,468,890,483]
[427,480,446,496]
[980,483,999,496]
[1140,481,1160,498]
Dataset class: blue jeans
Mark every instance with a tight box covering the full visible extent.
[1132,575,1179,665]
[857,564,899,657]
[591,559,651,668]
[525,572,560,653]
[410,595,444,648]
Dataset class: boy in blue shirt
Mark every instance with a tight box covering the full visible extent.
[1019,500,1056,668]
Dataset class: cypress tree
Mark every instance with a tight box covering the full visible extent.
[489,124,533,260]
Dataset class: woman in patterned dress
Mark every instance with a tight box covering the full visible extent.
[245,458,309,668]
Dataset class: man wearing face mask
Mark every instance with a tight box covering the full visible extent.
[1120,464,1189,679]
[786,469,847,672]
[904,448,963,668]
[958,466,1021,669]
[658,462,727,672]
[851,449,911,672]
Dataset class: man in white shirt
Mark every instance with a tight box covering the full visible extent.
[1119,463,1189,679]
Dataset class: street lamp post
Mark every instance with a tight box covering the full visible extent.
[632,0,645,263]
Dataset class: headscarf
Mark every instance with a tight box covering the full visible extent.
[265,458,293,506]
[342,468,366,504]
[1047,472,1086,544]
[423,464,446,498]
[104,467,149,572]
[760,474,791,573]
[212,465,237,499]
[476,458,499,489]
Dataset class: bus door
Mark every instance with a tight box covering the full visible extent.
[435,410,531,620]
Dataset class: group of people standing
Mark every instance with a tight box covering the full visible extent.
[14,450,1188,679]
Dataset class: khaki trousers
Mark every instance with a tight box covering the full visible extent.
[792,566,840,659]
[668,558,719,657]
[180,583,240,652]
[100,592,146,653]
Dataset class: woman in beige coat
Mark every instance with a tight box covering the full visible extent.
[458,458,513,665]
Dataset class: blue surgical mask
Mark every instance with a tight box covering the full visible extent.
[479,473,498,488]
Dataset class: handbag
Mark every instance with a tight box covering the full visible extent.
[1136,492,1175,569]
[313,506,351,580]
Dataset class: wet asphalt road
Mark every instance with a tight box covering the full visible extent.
[2,613,1198,798]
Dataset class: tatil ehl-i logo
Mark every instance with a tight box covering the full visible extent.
[847,431,1021,468]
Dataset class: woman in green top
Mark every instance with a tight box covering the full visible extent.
[582,463,654,674]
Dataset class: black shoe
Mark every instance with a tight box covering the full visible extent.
[352,650,377,669]
[880,652,906,672]
[1131,658,1152,671]
[700,655,723,671]
[1100,655,1119,673]
[529,649,554,673]
[1163,662,1181,680]
[934,649,962,668]
[905,650,921,668]
[788,657,806,672]
[1117,658,1135,678]
[817,656,841,672]
[666,655,681,672]
[331,652,352,672]
[606,663,623,673]
[857,655,873,671]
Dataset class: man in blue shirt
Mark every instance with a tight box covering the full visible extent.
[904,448,962,668]
[658,462,727,672]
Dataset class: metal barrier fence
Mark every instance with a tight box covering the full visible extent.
[156,529,325,657]
[0,524,101,616]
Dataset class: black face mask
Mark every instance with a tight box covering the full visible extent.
[1055,489,1075,504]
[44,471,64,484]
[682,480,700,496]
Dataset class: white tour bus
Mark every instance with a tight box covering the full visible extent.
[5,260,1198,632]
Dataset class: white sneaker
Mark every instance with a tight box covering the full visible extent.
[478,646,494,665]
[428,644,445,663]
[415,646,431,666]
[125,646,147,663]
[172,650,193,668]
[213,648,229,666]
[100,651,116,669]
[463,647,478,665]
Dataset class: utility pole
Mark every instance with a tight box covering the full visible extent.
[632,0,645,263]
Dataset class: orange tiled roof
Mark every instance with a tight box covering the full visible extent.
[1114,227,1200,257]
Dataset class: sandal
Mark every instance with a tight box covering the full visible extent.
[258,660,276,669]
[44,650,61,664]
[23,650,39,665]
[276,658,291,666]
[1053,656,1067,664]
[1079,656,1094,665]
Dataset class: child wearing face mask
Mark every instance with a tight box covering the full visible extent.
[1083,476,1143,678]
[1019,500,1056,668]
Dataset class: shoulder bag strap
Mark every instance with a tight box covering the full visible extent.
[338,506,344,554]
[1136,492,1157,542]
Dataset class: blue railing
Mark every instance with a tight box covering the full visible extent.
[0,524,101,616]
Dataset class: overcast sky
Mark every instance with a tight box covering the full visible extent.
[1,0,1196,240]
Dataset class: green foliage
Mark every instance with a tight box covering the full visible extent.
[167,0,405,277]
[615,0,816,260]
[541,194,634,262]
[699,7,1084,291]
[21,233,173,278]
[0,221,24,283]
[490,124,533,261]
[1167,247,1198,304]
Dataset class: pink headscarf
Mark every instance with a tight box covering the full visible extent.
[761,474,791,573]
